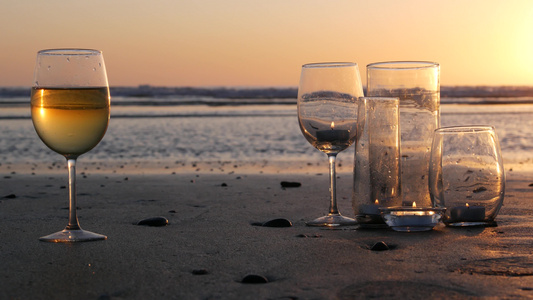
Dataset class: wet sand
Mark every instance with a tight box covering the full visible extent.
[1,162,533,299]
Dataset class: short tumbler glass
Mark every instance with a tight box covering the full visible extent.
[429,126,505,226]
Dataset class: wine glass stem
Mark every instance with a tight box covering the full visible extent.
[327,154,340,215]
[66,158,81,230]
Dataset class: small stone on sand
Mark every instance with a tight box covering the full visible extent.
[370,241,390,251]
[256,218,293,227]
[241,274,268,284]
[137,217,168,227]
[280,181,301,188]
[192,269,209,275]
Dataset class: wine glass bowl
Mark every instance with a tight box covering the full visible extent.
[299,92,358,154]
[31,49,110,242]
[31,87,109,157]
[297,62,364,226]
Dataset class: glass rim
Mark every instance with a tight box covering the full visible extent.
[367,61,439,70]
[302,62,357,68]
[37,48,102,56]
[435,125,495,134]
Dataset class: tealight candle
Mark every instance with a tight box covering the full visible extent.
[360,200,381,215]
[316,121,349,142]
[379,202,445,232]
[316,129,349,142]
[449,203,486,223]
[356,200,387,228]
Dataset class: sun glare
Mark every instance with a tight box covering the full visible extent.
[506,3,533,84]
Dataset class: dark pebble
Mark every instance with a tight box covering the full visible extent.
[98,294,112,300]
[296,233,322,238]
[137,217,168,227]
[168,210,177,213]
[261,218,292,227]
[192,269,209,275]
[221,183,228,187]
[241,274,269,284]
[3,194,16,199]
[370,241,390,251]
[280,181,301,188]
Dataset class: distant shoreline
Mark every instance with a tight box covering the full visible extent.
[2,85,533,99]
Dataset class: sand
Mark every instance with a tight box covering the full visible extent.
[1,162,533,299]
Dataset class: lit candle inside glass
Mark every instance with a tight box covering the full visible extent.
[449,203,486,222]
[316,121,349,142]
[360,199,381,215]
[379,202,445,232]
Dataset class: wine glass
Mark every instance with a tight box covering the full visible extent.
[297,62,364,226]
[31,49,110,242]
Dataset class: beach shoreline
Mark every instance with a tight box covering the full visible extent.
[2,162,533,299]
[2,88,533,298]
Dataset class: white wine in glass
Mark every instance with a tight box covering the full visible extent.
[31,49,110,242]
[297,62,364,226]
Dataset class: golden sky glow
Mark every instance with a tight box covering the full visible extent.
[1,0,532,87]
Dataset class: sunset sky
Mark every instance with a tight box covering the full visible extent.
[1,0,532,87]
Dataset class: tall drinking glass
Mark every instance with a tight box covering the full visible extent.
[297,62,364,226]
[367,61,440,207]
[31,49,110,242]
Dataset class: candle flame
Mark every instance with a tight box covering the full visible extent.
[466,203,469,207]
[374,200,379,205]
[412,202,417,208]
[330,121,335,130]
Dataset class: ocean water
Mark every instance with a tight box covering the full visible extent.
[1,86,533,171]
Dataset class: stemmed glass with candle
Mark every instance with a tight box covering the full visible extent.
[31,49,110,242]
[297,62,363,226]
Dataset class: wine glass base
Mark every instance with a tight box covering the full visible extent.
[39,228,107,243]
[306,214,358,227]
